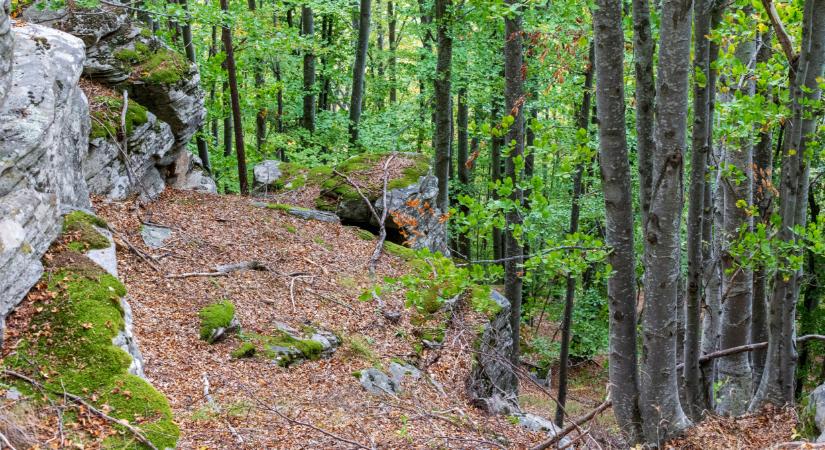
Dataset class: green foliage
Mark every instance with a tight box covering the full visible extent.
[198,300,236,342]
[231,342,256,358]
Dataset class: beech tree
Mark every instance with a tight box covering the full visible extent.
[349,0,372,145]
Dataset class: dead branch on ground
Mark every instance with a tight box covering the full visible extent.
[202,374,244,444]
[166,260,270,279]
[530,395,612,450]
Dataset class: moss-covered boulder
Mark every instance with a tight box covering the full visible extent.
[6,248,179,449]
[235,323,340,367]
[198,300,239,344]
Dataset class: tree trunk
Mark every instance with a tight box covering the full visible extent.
[683,0,715,419]
[631,0,656,227]
[180,0,210,172]
[456,87,471,258]
[433,0,452,212]
[222,80,232,157]
[349,0,372,145]
[388,0,397,103]
[752,0,825,410]
[491,100,504,266]
[640,0,692,441]
[593,0,643,442]
[751,29,774,391]
[555,43,595,427]
[302,6,316,133]
[246,0,266,151]
[221,0,249,195]
[503,0,524,366]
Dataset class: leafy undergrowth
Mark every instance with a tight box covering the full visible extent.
[1,240,178,448]
[89,189,547,448]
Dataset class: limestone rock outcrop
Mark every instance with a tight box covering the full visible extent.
[0,18,90,318]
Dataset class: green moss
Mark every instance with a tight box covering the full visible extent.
[356,229,376,241]
[231,342,256,358]
[387,156,430,190]
[7,264,178,449]
[62,211,110,250]
[90,95,150,141]
[136,48,188,84]
[384,242,416,260]
[318,153,429,208]
[240,331,324,367]
[284,224,297,234]
[198,300,236,342]
[266,203,310,213]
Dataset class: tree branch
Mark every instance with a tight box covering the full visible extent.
[760,0,796,63]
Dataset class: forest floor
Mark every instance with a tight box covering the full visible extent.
[0,187,802,449]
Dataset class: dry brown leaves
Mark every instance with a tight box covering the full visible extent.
[89,189,541,449]
[668,405,798,450]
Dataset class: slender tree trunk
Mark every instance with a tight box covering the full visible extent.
[376,0,385,110]
[684,0,714,419]
[221,0,248,195]
[433,0,453,212]
[797,190,823,396]
[388,0,397,103]
[457,87,471,258]
[640,0,692,441]
[302,6,316,133]
[222,79,232,157]
[245,0,267,151]
[503,0,524,366]
[273,12,285,160]
[751,29,774,391]
[555,45,595,427]
[593,0,643,443]
[209,26,218,148]
[631,0,656,226]
[752,0,825,410]
[349,0,372,145]
[180,0,210,172]
[716,31,758,415]
[491,101,504,264]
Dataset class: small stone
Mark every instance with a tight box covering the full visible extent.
[253,160,282,189]
[388,361,421,387]
[359,368,398,395]
[141,224,172,249]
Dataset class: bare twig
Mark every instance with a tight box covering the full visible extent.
[2,370,159,450]
[369,154,396,273]
[108,227,162,273]
[0,431,18,450]
[166,271,229,279]
[530,396,612,450]
[456,245,602,266]
[202,374,243,444]
[677,334,825,370]
[167,260,270,278]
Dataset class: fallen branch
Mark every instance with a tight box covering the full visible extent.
[456,245,602,266]
[108,226,163,273]
[677,334,825,370]
[2,370,158,450]
[202,374,243,444]
[530,396,612,450]
[167,260,270,278]
[288,274,315,312]
[0,431,18,450]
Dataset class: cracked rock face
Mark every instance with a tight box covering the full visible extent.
[0,20,89,318]
[0,0,13,108]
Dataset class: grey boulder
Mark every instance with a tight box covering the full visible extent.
[253,160,283,190]
[359,368,398,395]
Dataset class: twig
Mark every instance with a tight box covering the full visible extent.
[167,260,270,278]
[2,370,158,450]
[166,271,228,279]
[0,431,18,450]
[202,374,243,444]
[456,245,602,266]
[242,385,372,449]
[677,334,825,370]
[108,227,162,273]
[288,275,315,312]
[303,287,355,311]
[530,396,612,450]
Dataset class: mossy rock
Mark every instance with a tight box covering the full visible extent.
[241,330,328,367]
[318,152,430,208]
[89,94,149,141]
[231,342,256,359]
[384,241,416,260]
[62,211,110,251]
[6,256,179,449]
[198,300,238,343]
[115,40,188,85]
[356,229,376,241]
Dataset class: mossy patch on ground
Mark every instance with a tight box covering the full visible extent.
[384,241,416,260]
[231,342,256,359]
[89,93,150,141]
[356,229,376,241]
[6,251,179,449]
[318,152,430,208]
[240,331,325,367]
[198,300,236,342]
[62,211,110,251]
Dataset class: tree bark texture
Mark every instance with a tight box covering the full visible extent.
[349,0,372,145]
[221,0,248,195]
[457,87,471,258]
[632,0,656,227]
[503,0,524,366]
[434,0,453,213]
[593,0,643,442]
[302,6,316,133]
[640,0,692,441]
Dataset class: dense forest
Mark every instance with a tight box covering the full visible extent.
[3,0,825,446]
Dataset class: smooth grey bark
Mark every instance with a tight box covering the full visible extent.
[491,101,504,264]
[684,0,714,420]
[349,0,372,145]
[751,30,774,389]
[593,0,643,443]
[631,0,656,226]
[555,45,595,427]
[503,0,524,366]
[640,0,692,442]
[752,0,825,410]
[434,0,453,213]
[302,6,316,133]
[717,38,757,416]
